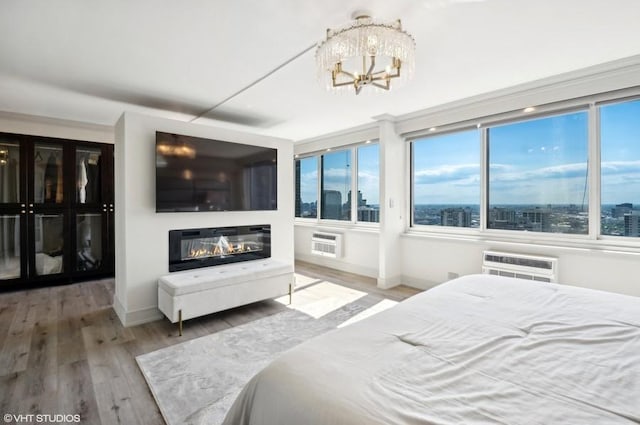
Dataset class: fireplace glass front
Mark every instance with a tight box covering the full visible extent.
[169,225,270,272]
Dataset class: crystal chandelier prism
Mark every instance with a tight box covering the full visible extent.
[316,13,416,94]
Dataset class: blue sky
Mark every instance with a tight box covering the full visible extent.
[298,144,380,206]
[413,99,640,205]
[298,99,640,209]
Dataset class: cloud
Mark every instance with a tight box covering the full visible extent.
[414,164,480,184]
[491,162,587,182]
[601,160,640,176]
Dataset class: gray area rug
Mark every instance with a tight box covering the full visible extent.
[136,302,370,425]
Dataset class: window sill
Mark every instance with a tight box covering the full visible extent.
[294,220,380,234]
[402,229,640,257]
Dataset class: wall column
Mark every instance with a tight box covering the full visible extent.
[377,117,406,289]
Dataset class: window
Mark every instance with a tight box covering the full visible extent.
[295,157,317,218]
[487,111,589,234]
[357,144,380,223]
[295,141,379,224]
[321,149,352,220]
[600,99,640,237]
[412,130,480,228]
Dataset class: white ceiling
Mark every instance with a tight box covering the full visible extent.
[1,0,639,141]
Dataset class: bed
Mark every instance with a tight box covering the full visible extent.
[222,274,640,424]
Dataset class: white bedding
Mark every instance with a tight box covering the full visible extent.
[222,274,640,425]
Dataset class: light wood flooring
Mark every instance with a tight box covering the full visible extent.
[0,261,420,425]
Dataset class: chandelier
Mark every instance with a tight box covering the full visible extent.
[316,13,416,94]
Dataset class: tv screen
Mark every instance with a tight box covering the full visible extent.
[155,132,277,212]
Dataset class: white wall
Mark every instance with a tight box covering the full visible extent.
[294,224,379,278]
[114,112,294,326]
[400,235,640,297]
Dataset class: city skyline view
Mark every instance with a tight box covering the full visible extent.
[296,98,640,237]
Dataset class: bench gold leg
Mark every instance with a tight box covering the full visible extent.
[178,309,183,336]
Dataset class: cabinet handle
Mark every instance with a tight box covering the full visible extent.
[29,210,34,214]
[103,204,107,207]
[21,204,26,208]
[110,204,114,207]
[21,210,26,214]
[29,203,34,207]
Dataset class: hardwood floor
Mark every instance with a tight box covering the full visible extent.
[0,261,421,425]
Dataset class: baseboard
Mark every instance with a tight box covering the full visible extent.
[400,274,440,291]
[112,297,164,327]
[377,275,402,289]
[113,296,128,326]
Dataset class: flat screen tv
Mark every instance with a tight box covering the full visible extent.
[155,131,277,212]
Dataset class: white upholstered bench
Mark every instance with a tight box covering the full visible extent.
[158,259,294,335]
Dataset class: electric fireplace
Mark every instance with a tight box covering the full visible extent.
[168,225,271,272]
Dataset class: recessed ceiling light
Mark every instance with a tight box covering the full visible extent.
[326,148,332,152]
[365,140,371,144]
[523,106,536,113]
[294,154,299,158]
[476,123,482,128]
[429,127,436,132]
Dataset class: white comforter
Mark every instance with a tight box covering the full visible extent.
[223,274,640,425]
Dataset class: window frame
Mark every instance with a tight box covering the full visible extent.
[294,140,380,227]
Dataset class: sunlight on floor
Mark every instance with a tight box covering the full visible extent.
[292,272,323,290]
[275,280,368,319]
[337,299,398,328]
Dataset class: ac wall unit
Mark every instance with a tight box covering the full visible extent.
[482,250,558,283]
[311,232,342,258]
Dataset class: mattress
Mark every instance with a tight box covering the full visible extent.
[222,274,640,425]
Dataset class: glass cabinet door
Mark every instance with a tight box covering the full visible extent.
[0,214,21,280]
[0,141,21,205]
[33,143,64,204]
[76,147,102,205]
[76,213,103,271]
[33,213,65,276]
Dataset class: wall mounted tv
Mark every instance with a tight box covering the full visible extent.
[155,131,277,212]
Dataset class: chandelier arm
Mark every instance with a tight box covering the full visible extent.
[333,80,357,88]
[365,56,376,79]
[371,81,391,90]
[370,70,390,79]
[338,69,358,80]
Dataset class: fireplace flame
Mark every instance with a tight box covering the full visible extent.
[186,236,255,260]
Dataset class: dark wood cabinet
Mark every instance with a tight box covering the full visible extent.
[0,132,114,289]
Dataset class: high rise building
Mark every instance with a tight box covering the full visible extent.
[295,160,301,217]
[624,212,640,237]
[440,208,472,227]
[322,190,342,220]
[613,203,633,218]
[489,207,517,230]
[523,208,552,232]
[358,207,379,222]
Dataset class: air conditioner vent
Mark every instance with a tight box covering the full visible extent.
[482,250,558,283]
[311,232,342,258]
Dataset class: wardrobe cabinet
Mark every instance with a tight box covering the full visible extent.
[0,132,114,289]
